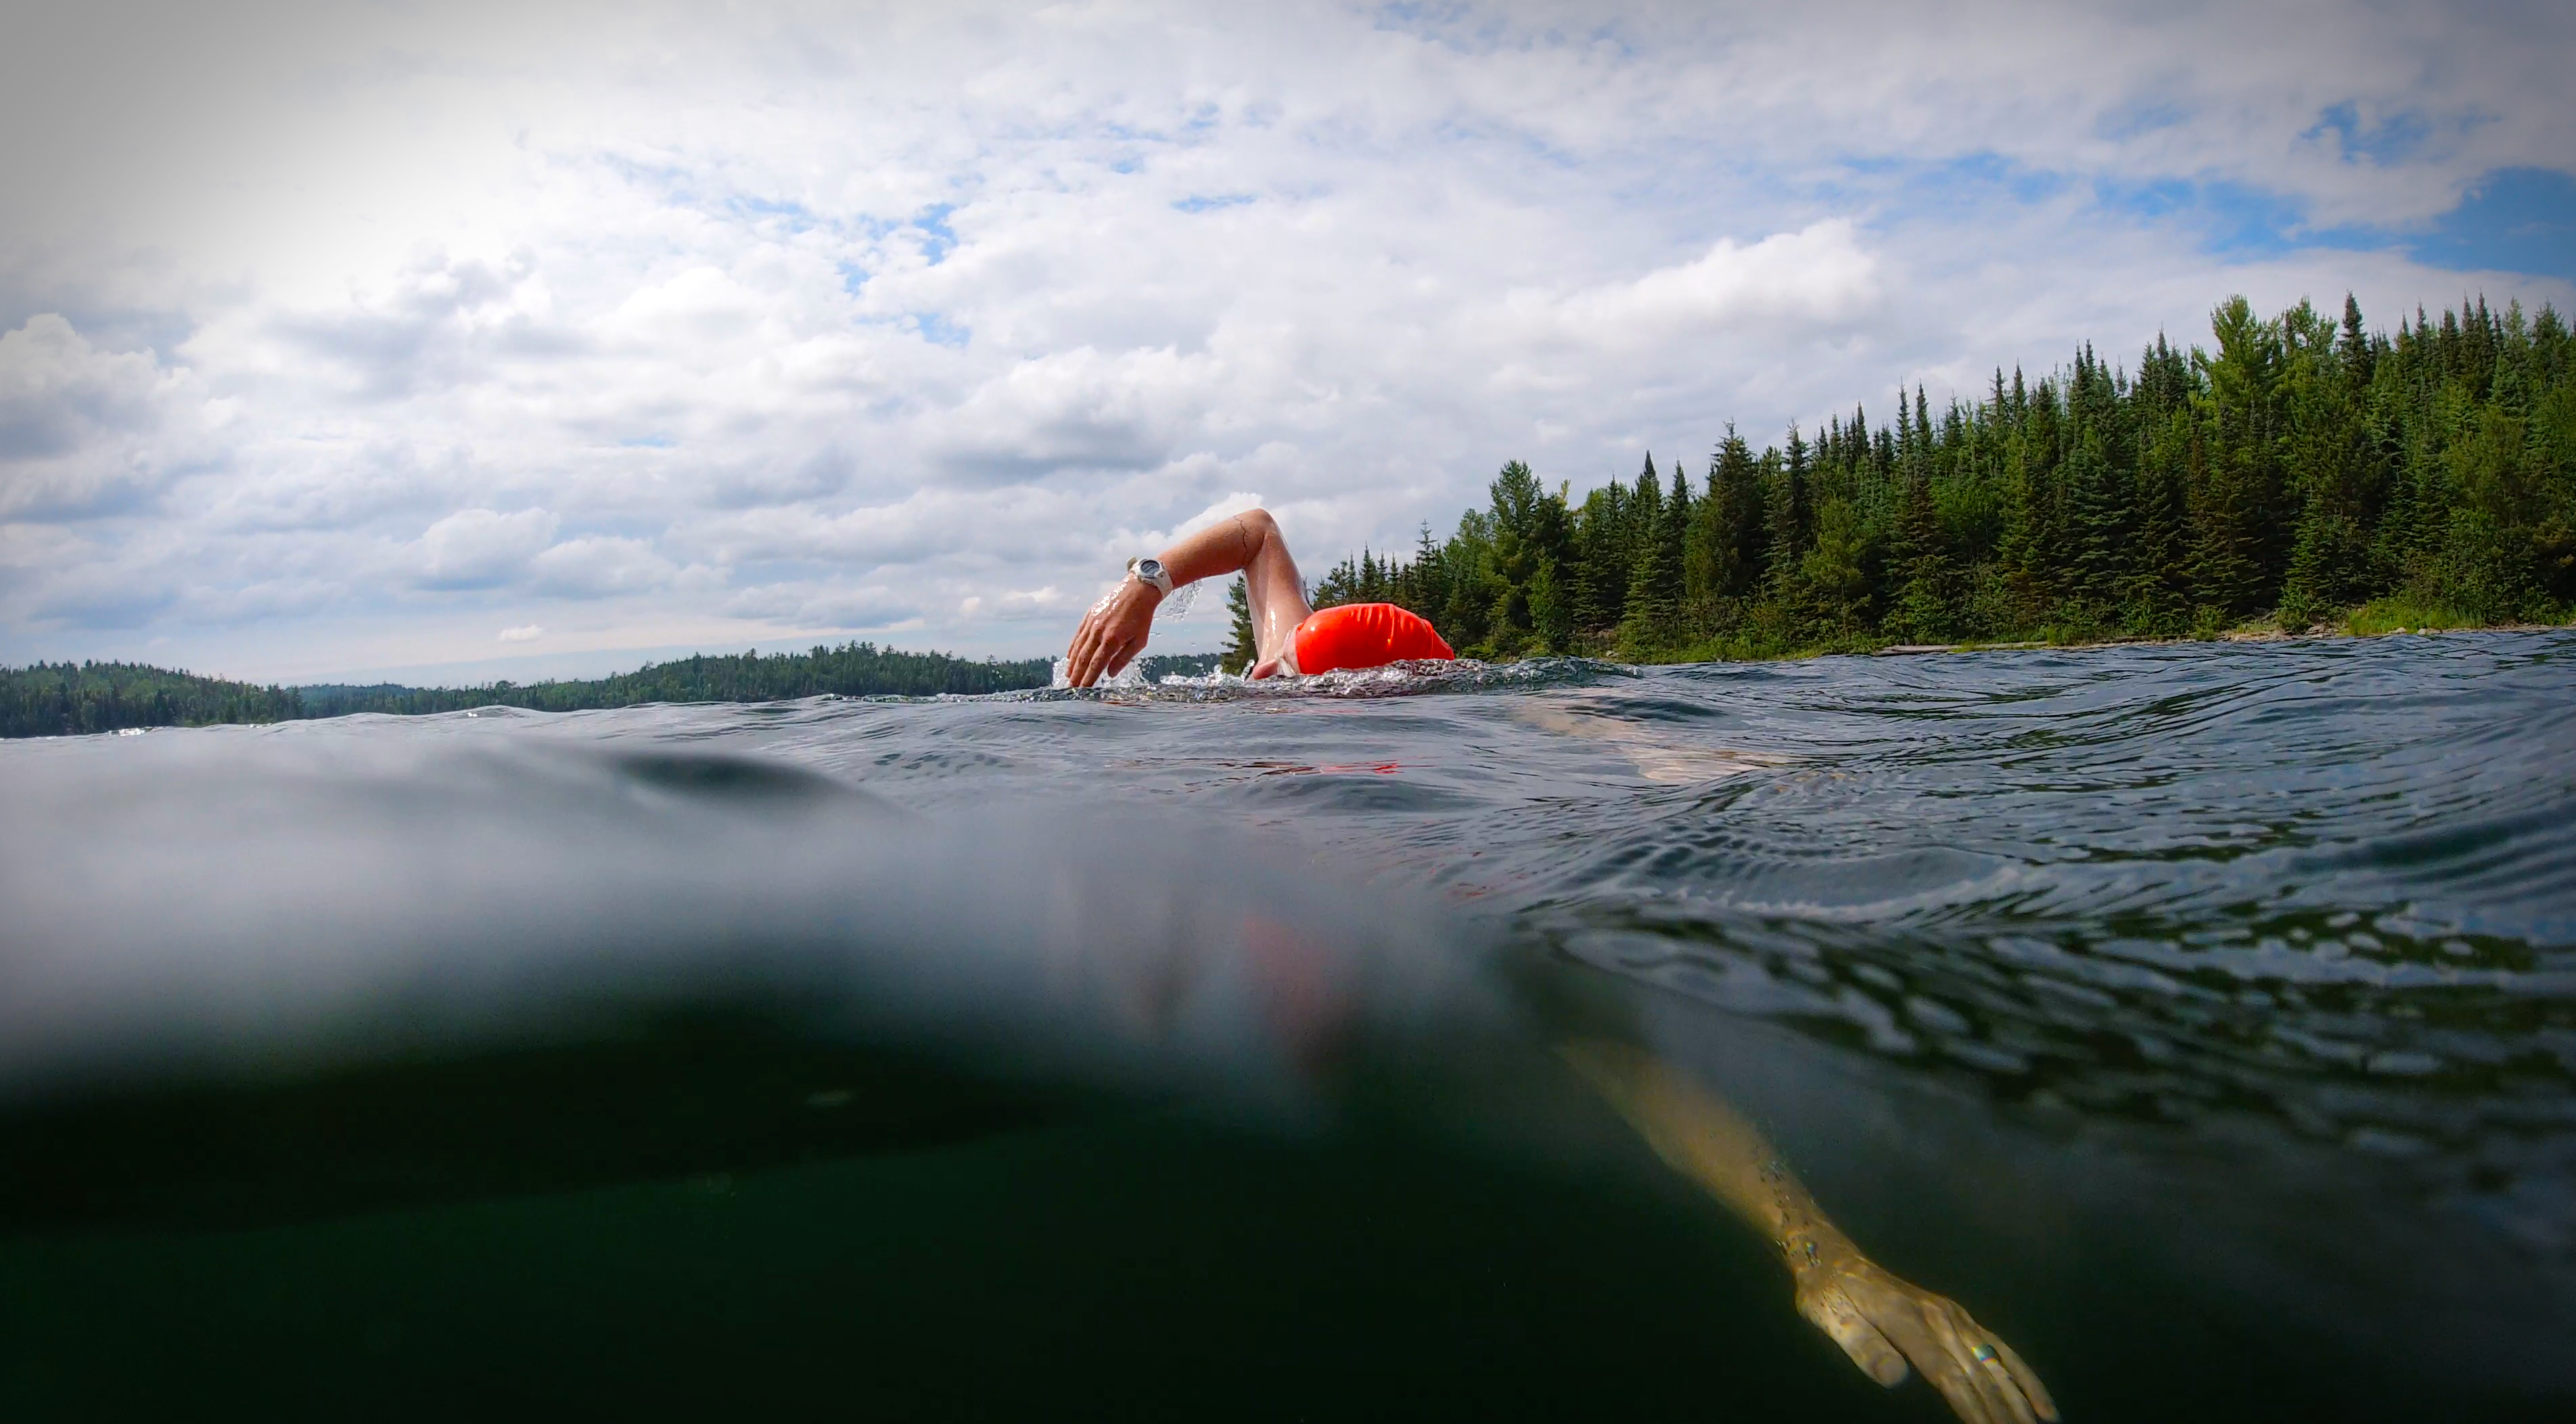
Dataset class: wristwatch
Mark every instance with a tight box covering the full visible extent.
[1128,557,1175,597]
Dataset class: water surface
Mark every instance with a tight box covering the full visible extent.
[4,631,2571,1419]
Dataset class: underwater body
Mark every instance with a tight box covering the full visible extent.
[3,632,2573,1419]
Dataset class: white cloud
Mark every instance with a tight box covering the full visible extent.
[1552,221,1883,342]
[497,623,543,643]
[724,582,920,632]
[932,346,1217,480]
[529,535,681,598]
[417,508,559,589]
[0,0,2569,677]
[0,315,210,520]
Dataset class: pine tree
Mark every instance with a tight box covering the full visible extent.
[2125,344,2194,634]
[2192,297,2284,614]
[1884,460,1953,641]
[1696,426,1764,601]
[1632,453,1663,543]
[2060,443,2124,610]
[1660,459,1693,612]
[1397,523,1448,627]
[1998,373,2060,616]
[1766,424,1812,597]
[2277,300,2376,627]
[1574,479,1631,635]
[2339,292,2376,390]
[1528,553,1575,653]
[1483,461,1544,650]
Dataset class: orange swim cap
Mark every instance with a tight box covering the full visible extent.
[1290,603,1456,674]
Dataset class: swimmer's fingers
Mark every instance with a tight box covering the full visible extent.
[1806,1259,2052,1424]
[1065,610,1107,687]
[1987,1332,2056,1422]
[1099,630,1144,681]
[1915,1305,2036,1424]
[1797,1281,1908,1387]
[1864,1278,2050,1424]
[1070,621,1112,689]
[1871,1306,2002,1424]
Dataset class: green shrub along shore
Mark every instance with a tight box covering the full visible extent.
[11,293,2570,737]
[1222,293,2575,669]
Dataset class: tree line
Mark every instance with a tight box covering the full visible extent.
[1239,294,2574,666]
[1,643,1057,739]
[0,662,306,739]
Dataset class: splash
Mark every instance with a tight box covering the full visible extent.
[1038,655,1619,702]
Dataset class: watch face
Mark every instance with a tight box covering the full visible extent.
[1135,559,1165,580]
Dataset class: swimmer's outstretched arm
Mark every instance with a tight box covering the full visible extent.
[1064,509,1313,688]
[1560,1041,2058,1424]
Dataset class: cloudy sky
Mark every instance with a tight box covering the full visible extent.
[3,1,2571,683]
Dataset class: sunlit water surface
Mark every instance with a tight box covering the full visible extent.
[4,632,2571,1419]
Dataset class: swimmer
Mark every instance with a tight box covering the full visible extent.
[1065,511,2055,1423]
[1062,508,1451,687]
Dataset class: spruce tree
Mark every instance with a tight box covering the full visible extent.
[2278,303,2375,627]
[2339,293,2375,390]
[1661,459,1694,616]
[1619,454,1680,652]
[1399,523,1448,626]
[1698,427,1764,601]
[1573,479,1631,636]
[1766,424,1812,597]
[2132,336,2199,628]
[1632,453,1663,544]
[1885,460,1953,641]
[1997,374,2059,616]
[2059,442,2124,610]
[1483,460,1545,650]
[2192,296,2284,614]
[1528,553,1575,653]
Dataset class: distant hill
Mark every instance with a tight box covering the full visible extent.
[291,643,1059,718]
[1,642,1170,739]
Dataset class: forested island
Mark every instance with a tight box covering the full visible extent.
[1239,294,2573,667]
[12,294,2569,737]
[1,644,1059,739]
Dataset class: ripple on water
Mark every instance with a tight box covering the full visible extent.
[9,628,2573,1357]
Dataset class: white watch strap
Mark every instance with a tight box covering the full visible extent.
[1129,559,1176,597]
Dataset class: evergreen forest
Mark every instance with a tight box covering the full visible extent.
[1247,294,2575,667]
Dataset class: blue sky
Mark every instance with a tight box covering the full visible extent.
[1,0,2571,683]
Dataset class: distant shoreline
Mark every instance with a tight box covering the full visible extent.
[12,616,2569,740]
[1806,616,2575,662]
[3,641,1143,740]
[1602,601,2576,668]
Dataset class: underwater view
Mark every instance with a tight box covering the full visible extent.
[4,630,2571,1419]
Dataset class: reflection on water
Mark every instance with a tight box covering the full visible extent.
[3,630,2572,1419]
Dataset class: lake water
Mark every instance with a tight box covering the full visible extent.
[4,632,2572,1419]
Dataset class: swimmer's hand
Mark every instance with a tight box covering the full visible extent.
[1065,578,1161,688]
[1791,1243,2058,1424]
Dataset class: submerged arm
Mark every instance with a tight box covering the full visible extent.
[1559,1040,2057,1424]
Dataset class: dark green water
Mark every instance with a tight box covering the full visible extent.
[3,633,2571,1419]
